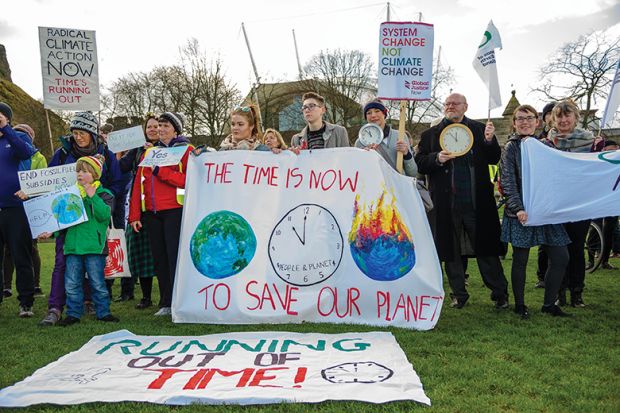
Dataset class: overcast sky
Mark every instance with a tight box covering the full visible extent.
[2,0,620,120]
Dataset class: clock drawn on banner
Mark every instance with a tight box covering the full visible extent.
[268,204,344,287]
[439,123,474,156]
[321,361,394,384]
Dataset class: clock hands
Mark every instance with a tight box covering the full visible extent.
[292,216,307,245]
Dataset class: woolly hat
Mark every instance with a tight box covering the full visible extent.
[363,100,388,117]
[159,112,184,135]
[541,102,556,121]
[0,102,13,123]
[77,155,103,180]
[13,124,35,142]
[70,111,99,136]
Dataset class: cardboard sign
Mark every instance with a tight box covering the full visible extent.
[38,27,100,111]
[0,330,431,407]
[106,126,146,153]
[23,185,88,238]
[377,22,434,101]
[138,146,188,168]
[18,163,77,196]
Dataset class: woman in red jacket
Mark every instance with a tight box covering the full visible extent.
[129,112,192,316]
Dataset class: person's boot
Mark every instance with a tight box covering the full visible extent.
[555,289,567,306]
[571,291,586,308]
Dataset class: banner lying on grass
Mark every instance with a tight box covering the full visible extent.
[522,138,620,226]
[173,148,444,330]
[0,330,431,407]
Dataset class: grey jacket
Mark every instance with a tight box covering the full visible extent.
[354,125,418,177]
[290,122,350,148]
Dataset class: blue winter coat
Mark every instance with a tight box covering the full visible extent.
[0,125,36,207]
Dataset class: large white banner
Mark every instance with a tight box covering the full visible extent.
[38,27,100,111]
[0,330,431,407]
[173,149,444,330]
[522,138,620,226]
[377,22,434,101]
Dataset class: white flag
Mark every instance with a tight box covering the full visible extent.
[600,59,620,128]
[472,20,502,110]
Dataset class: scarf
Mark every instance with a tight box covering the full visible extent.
[219,134,261,151]
[77,181,101,198]
[547,128,594,153]
[71,135,98,158]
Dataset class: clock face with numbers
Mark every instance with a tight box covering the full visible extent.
[358,123,384,146]
[321,361,394,384]
[268,204,344,287]
[439,123,474,156]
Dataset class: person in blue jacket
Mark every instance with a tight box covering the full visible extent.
[0,102,37,317]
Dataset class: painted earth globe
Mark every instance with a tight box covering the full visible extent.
[51,193,83,225]
[190,211,256,279]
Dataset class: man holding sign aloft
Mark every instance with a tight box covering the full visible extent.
[415,93,508,310]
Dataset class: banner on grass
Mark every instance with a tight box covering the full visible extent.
[521,138,620,226]
[173,148,444,330]
[18,163,77,196]
[0,330,431,407]
[38,27,100,111]
[106,126,146,153]
[377,22,434,100]
[23,185,87,238]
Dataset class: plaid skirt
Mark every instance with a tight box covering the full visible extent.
[125,223,155,278]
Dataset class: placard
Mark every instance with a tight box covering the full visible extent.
[106,126,146,153]
[138,146,189,168]
[18,163,77,196]
[38,26,100,111]
[23,185,87,238]
[377,22,434,100]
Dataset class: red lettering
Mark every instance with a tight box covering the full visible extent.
[248,367,287,388]
[145,368,194,390]
[245,280,260,310]
[339,170,358,192]
[198,283,230,311]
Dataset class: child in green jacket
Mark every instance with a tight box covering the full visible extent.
[58,155,120,326]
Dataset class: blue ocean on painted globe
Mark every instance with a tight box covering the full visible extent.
[51,193,83,225]
[190,211,257,279]
[349,192,415,281]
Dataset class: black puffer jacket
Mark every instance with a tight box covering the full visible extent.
[499,134,524,218]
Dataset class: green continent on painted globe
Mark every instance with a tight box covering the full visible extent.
[190,211,257,279]
[51,193,83,225]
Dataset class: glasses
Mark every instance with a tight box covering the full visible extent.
[515,116,537,122]
[301,103,322,112]
[444,102,464,107]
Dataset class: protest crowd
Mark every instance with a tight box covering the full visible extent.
[1,87,618,327]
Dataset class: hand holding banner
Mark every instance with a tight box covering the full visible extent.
[18,163,77,196]
[23,185,88,238]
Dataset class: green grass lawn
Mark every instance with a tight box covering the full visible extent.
[1,241,619,412]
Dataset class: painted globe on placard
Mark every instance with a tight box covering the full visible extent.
[190,211,256,279]
[349,192,415,281]
[51,193,83,225]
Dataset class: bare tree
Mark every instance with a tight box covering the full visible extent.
[102,39,240,140]
[303,49,375,126]
[532,31,620,127]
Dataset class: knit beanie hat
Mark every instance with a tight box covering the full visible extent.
[363,100,388,117]
[159,112,184,135]
[77,155,103,180]
[70,112,99,136]
[0,102,13,123]
[541,102,556,121]
[13,124,35,142]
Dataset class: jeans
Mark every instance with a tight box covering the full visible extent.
[65,254,110,319]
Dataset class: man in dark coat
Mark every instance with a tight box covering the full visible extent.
[415,93,508,309]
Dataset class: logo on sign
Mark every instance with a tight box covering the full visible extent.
[104,238,124,277]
